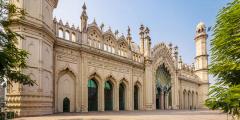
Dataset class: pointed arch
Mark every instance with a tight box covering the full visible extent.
[88,72,102,85]
[118,78,129,111]
[57,68,76,112]
[88,72,102,111]
[183,89,187,109]
[63,97,70,112]
[188,90,192,110]
[134,81,142,110]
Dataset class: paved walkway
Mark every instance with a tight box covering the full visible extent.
[15,110,227,120]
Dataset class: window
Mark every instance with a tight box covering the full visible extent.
[88,39,92,46]
[65,31,70,40]
[104,44,107,51]
[72,33,76,42]
[112,47,115,54]
[59,28,63,38]
[98,42,101,49]
[108,45,111,53]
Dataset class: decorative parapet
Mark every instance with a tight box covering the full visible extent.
[54,17,80,43]
[53,18,144,64]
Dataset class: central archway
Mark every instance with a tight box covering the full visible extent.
[155,64,171,110]
[88,79,98,111]
[104,81,113,111]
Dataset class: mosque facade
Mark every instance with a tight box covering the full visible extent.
[7,0,209,116]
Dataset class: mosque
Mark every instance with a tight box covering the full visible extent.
[6,0,209,116]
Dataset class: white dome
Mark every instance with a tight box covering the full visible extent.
[196,22,206,30]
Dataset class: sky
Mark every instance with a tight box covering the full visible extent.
[53,0,230,84]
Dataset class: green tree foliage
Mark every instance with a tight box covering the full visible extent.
[0,0,34,86]
[206,0,240,119]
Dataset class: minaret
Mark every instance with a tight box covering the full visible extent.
[144,27,151,58]
[127,26,132,46]
[80,2,88,32]
[194,22,208,82]
[194,22,209,108]
[139,24,145,55]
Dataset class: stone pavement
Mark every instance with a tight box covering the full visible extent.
[15,110,227,120]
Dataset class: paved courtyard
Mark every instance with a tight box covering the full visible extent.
[15,110,227,120]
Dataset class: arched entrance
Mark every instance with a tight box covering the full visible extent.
[119,82,125,110]
[155,64,171,110]
[88,79,98,111]
[134,85,139,110]
[104,81,113,111]
[63,97,70,112]
[57,70,75,112]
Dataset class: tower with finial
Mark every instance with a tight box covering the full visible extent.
[144,27,151,58]
[127,26,132,46]
[194,22,208,82]
[194,22,209,108]
[80,2,88,32]
[139,24,145,55]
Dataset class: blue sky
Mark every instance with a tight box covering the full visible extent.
[54,0,229,83]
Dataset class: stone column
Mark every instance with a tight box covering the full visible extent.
[115,84,119,111]
[161,91,164,110]
[165,93,169,109]
[99,82,104,111]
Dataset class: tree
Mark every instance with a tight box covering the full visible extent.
[0,0,34,86]
[205,0,240,119]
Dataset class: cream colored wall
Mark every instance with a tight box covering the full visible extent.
[179,79,199,109]
[7,0,209,116]
[54,42,145,112]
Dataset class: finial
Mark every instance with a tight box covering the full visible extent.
[179,56,182,63]
[108,26,111,31]
[192,62,195,68]
[115,30,119,36]
[59,19,63,25]
[82,2,87,10]
[65,22,69,27]
[145,27,150,34]
[127,26,131,35]
[53,17,57,22]
[100,23,104,31]
[92,18,97,25]
[72,24,75,29]
[168,43,172,48]
[140,24,144,30]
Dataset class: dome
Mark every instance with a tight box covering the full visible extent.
[196,22,206,31]
[196,22,206,33]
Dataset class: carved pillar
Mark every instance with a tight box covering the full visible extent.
[115,83,119,111]
[99,82,104,111]
[165,93,169,109]
[160,91,164,110]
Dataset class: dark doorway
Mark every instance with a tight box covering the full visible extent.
[134,85,139,110]
[88,79,98,111]
[156,87,161,109]
[104,81,113,111]
[119,83,125,110]
[63,97,70,112]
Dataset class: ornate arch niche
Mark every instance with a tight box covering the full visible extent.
[56,68,76,112]
[88,72,102,111]
[119,78,129,111]
[87,26,102,48]
[152,43,176,110]
[104,75,117,111]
